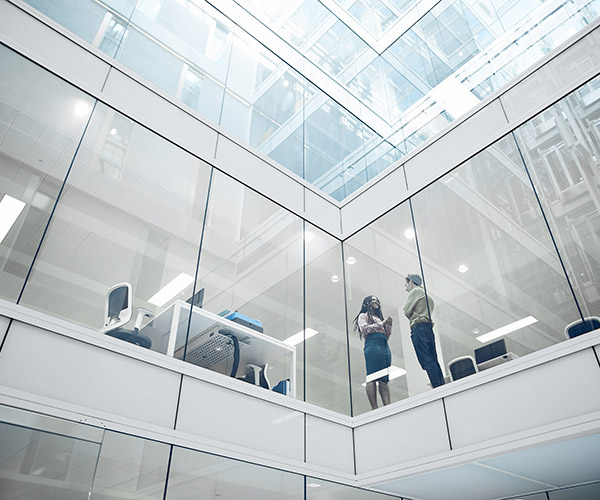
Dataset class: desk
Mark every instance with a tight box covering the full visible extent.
[140,301,296,396]
[477,352,518,371]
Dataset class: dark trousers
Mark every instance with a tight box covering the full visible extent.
[411,322,445,388]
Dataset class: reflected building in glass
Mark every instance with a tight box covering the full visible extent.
[1,1,600,499]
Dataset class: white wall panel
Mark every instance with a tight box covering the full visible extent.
[404,98,508,194]
[101,69,218,161]
[0,315,9,347]
[0,321,180,428]
[177,376,304,462]
[340,165,408,237]
[305,415,354,474]
[445,349,600,449]
[304,189,341,237]
[214,135,304,214]
[0,0,110,94]
[501,26,600,126]
[354,400,449,474]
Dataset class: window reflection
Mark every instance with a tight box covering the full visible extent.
[166,445,304,499]
[20,103,211,343]
[0,421,101,500]
[0,45,94,302]
[411,135,582,380]
[513,76,600,319]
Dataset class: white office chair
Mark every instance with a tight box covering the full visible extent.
[564,316,600,339]
[102,283,153,349]
[448,356,478,382]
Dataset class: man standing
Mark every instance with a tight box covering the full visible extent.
[403,274,445,388]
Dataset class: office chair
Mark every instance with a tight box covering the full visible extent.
[101,283,153,349]
[564,316,600,339]
[448,356,478,381]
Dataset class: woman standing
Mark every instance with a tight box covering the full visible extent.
[354,296,392,410]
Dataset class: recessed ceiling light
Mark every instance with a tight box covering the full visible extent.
[110,128,117,135]
[330,275,340,283]
[304,231,314,242]
[472,328,480,334]
[307,483,321,488]
[148,273,195,307]
[346,256,356,265]
[476,316,538,343]
[458,264,469,273]
[74,101,91,117]
[404,228,415,239]
[0,194,26,244]
[283,328,319,347]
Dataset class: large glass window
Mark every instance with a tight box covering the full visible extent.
[190,170,303,397]
[410,134,582,383]
[19,102,211,353]
[0,45,94,302]
[90,431,170,500]
[343,201,420,414]
[513,75,600,319]
[24,0,133,57]
[306,477,402,499]
[304,223,350,414]
[0,420,101,500]
[166,445,304,499]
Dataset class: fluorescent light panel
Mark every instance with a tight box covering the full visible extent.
[362,365,407,386]
[283,328,319,346]
[0,195,26,244]
[148,273,194,306]
[476,316,538,343]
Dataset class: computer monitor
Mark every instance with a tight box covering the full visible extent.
[474,338,507,365]
[186,287,204,308]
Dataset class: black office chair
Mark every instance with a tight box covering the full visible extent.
[564,317,600,339]
[101,283,153,349]
[448,356,478,381]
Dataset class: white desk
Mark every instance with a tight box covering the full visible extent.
[477,352,518,371]
[140,301,296,396]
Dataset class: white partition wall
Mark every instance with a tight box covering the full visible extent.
[0,321,181,429]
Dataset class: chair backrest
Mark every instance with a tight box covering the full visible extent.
[448,356,478,381]
[474,338,507,364]
[101,283,132,333]
[564,317,600,339]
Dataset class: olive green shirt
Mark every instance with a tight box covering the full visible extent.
[403,286,433,328]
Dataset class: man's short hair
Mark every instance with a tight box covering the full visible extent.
[406,274,422,286]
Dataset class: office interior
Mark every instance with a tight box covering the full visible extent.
[0,0,600,499]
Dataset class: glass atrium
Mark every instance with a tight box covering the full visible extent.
[22,0,600,200]
[1,1,600,499]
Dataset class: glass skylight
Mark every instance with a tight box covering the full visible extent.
[24,0,600,200]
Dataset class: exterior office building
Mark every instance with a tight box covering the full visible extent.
[1,0,600,499]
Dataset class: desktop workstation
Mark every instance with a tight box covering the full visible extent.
[139,300,296,396]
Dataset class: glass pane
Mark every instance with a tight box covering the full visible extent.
[23,0,132,57]
[513,76,600,319]
[189,170,302,398]
[548,481,600,500]
[306,476,400,499]
[0,46,94,302]
[90,431,170,500]
[304,223,350,414]
[115,0,234,123]
[20,102,211,357]
[0,421,101,500]
[166,445,304,499]
[343,201,420,414]
[410,134,582,383]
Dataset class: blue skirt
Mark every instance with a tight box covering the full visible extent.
[364,332,391,383]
